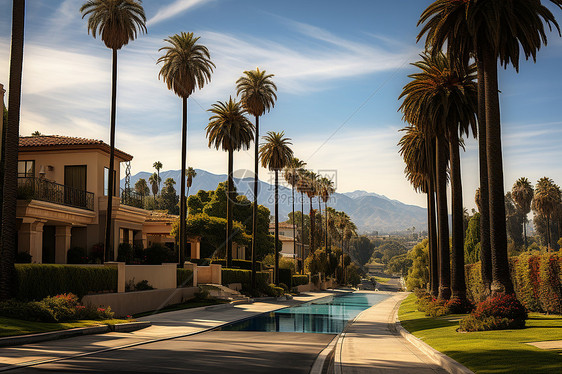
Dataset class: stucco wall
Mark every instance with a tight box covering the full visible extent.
[125,263,177,290]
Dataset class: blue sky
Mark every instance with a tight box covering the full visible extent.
[1,0,562,210]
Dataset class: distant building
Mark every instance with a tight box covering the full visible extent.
[16,135,199,263]
[268,222,304,258]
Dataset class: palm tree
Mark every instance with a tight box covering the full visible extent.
[303,171,318,258]
[260,131,293,285]
[236,68,277,289]
[319,177,335,254]
[399,125,438,296]
[512,177,534,250]
[295,168,308,270]
[420,0,562,295]
[158,32,214,264]
[186,167,197,199]
[81,0,146,262]
[417,0,493,297]
[134,178,150,198]
[1,0,25,300]
[148,172,160,201]
[283,157,306,273]
[153,161,163,194]
[206,98,254,268]
[533,177,561,250]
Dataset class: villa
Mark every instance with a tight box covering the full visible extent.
[268,222,303,258]
[15,135,200,263]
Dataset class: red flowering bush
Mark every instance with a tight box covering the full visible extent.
[447,297,474,314]
[459,294,527,332]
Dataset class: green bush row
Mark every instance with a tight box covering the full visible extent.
[292,274,309,287]
[16,264,118,301]
[465,252,562,314]
[177,269,194,287]
[221,268,270,289]
[211,259,263,271]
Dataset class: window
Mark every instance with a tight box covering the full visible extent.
[18,160,35,178]
[64,166,87,190]
[104,167,116,196]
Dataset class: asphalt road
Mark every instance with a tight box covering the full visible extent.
[12,331,335,373]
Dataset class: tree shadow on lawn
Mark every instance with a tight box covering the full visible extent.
[400,316,457,333]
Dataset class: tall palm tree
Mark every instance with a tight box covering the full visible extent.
[399,125,438,296]
[1,0,25,300]
[158,32,214,264]
[295,168,308,270]
[206,98,254,268]
[533,177,561,250]
[148,172,160,201]
[81,0,146,262]
[236,68,277,289]
[512,177,534,249]
[319,177,335,254]
[303,171,318,257]
[419,0,562,295]
[260,131,293,285]
[153,161,163,194]
[418,0,493,297]
[283,157,306,273]
[186,167,197,199]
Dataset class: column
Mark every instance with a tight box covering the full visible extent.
[31,221,44,263]
[55,225,72,264]
[190,238,201,259]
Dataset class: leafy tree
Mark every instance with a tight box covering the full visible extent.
[386,254,412,277]
[260,131,293,284]
[81,0,147,261]
[512,177,534,249]
[134,178,150,198]
[349,236,374,267]
[464,213,481,264]
[406,239,429,291]
[158,31,214,265]
[160,178,179,215]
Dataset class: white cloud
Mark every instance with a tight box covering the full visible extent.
[147,0,213,26]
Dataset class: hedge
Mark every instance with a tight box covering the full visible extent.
[177,269,194,287]
[279,268,292,288]
[465,252,562,314]
[16,264,117,301]
[292,274,309,287]
[221,268,270,289]
[211,259,263,271]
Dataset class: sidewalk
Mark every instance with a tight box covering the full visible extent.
[336,292,449,374]
[0,291,334,370]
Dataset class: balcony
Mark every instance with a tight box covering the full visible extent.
[17,177,94,211]
[120,188,145,209]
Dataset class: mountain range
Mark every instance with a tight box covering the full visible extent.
[121,169,427,233]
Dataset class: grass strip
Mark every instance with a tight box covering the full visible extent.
[0,317,130,337]
[398,293,562,373]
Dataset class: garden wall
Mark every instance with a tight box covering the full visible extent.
[465,252,562,314]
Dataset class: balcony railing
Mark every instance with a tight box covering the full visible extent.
[17,177,94,211]
[120,188,145,209]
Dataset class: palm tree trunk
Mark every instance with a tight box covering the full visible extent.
[325,202,329,254]
[179,97,187,265]
[546,216,551,251]
[292,186,297,272]
[317,198,322,248]
[482,47,514,295]
[251,115,259,289]
[476,50,493,296]
[274,170,279,285]
[449,130,466,300]
[301,191,305,273]
[436,133,451,300]
[0,0,25,300]
[226,149,234,268]
[427,181,438,297]
[104,48,118,262]
[309,197,315,255]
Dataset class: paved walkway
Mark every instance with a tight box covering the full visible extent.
[336,292,448,374]
[0,292,334,371]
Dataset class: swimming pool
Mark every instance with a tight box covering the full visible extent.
[220,292,390,334]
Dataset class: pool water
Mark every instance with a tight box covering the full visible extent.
[220,292,390,334]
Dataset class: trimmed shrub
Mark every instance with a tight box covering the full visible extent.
[538,253,562,314]
[222,269,270,290]
[278,283,289,292]
[117,243,134,264]
[16,264,118,300]
[177,269,193,287]
[67,247,88,264]
[514,254,541,312]
[211,259,263,271]
[279,268,292,288]
[465,263,487,302]
[425,298,450,317]
[311,274,320,285]
[459,294,527,332]
[15,252,32,264]
[447,297,475,314]
[264,283,284,297]
[144,244,175,265]
[292,274,309,287]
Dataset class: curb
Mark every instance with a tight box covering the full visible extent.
[309,334,338,374]
[394,306,474,374]
[0,322,152,348]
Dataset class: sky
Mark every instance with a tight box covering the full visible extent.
[1,0,562,211]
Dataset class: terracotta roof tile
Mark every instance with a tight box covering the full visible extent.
[19,135,133,161]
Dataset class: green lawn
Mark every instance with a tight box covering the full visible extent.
[133,298,229,318]
[0,317,130,338]
[372,276,390,284]
[398,293,562,373]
